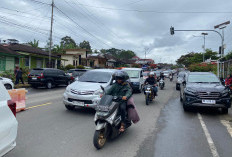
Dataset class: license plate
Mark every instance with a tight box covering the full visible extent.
[145,91,151,93]
[32,77,37,80]
[73,101,84,106]
[202,100,216,104]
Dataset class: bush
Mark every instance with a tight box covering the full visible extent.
[65,64,75,70]
[188,63,217,74]
[132,64,141,68]
[76,65,85,69]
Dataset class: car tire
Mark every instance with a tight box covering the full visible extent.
[176,84,180,90]
[183,102,189,112]
[180,92,183,102]
[221,108,228,114]
[32,85,38,89]
[46,81,53,89]
[4,84,12,90]
[65,105,75,110]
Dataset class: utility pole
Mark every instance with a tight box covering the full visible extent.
[49,0,54,68]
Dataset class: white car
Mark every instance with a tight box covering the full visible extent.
[0,77,14,90]
[0,82,18,156]
[63,69,117,110]
[163,71,171,78]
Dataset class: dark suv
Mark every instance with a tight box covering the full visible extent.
[28,68,73,89]
[180,72,231,114]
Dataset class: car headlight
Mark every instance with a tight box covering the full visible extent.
[186,88,196,93]
[222,89,229,96]
[66,85,71,93]
[93,89,103,96]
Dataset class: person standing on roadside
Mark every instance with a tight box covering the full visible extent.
[15,68,24,85]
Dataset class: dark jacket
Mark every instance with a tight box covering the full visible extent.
[145,77,157,85]
[106,82,132,99]
[16,69,23,78]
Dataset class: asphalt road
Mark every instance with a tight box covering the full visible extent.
[4,78,232,157]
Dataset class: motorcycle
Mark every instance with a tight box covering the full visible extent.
[159,79,164,90]
[93,86,132,149]
[144,84,155,105]
[169,75,173,82]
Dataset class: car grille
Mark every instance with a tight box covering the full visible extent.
[71,89,94,95]
[197,92,220,99]
[68,98,92,104]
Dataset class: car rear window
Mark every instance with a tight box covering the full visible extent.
[124,70,140,78]
[30,69,44,75]
[0,83,10,101]
[188,74,220,83]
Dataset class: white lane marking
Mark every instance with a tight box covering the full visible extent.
[198,113,220,157]
[220,120,232,138]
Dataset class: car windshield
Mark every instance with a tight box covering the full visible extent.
[68,70,75,73]
[143,72,149,76]
[188,74,220,83]
[72,71,86,77]
[125,70,140,78]
[78,71,111,83]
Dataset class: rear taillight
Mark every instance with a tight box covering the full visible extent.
[7,100,16,117]
[71,76,74,81]
[37,73,44,79]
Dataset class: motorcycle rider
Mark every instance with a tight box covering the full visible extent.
[105,71,132,132]
[159,72,165,87]
[144,72,158,96]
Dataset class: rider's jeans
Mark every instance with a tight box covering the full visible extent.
[119,101,127,124]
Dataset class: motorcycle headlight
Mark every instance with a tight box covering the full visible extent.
[93,89,103,96]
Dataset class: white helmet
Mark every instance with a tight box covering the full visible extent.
[149,72,155,76]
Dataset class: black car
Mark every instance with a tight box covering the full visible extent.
[28,68,73,89]
[180,72,231,113]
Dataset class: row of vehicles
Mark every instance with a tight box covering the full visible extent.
[177,71,231,114]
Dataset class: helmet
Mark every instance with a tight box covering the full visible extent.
[149,72,155,76]
[114,71,129,82]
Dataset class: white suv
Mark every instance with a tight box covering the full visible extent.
[0,83,18,156]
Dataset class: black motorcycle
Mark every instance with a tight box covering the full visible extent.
[93,87,132,149]
[144,84,155,105]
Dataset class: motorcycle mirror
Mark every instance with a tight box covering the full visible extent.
[100,85,105,91]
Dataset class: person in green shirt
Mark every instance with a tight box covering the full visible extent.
[106,71,132,132]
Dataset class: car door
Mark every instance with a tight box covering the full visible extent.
[56,70,67,85]
[0,83,18,156]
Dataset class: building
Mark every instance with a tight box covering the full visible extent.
[136,59,154,65]
[61,49,87,67]
[87,53,106,68]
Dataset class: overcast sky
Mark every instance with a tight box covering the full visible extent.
[1,0,232,63]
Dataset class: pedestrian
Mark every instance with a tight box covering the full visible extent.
[15,68,24,85]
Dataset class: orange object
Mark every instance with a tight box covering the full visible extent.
[8,88,27,112]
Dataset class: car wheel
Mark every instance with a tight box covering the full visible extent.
[46,81,53,89]
[65,105,75,110]
[183,102,189,112]
[221,108,228,114]
[32,85,38,89]
[180,91,183,102]
[4,84,12,90]
[176,84,180,90]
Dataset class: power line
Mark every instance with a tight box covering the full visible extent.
[24,0,50,6]
[54,5,112,48]
[74,3,232,14]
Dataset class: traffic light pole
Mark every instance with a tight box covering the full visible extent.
[171,28,223,77]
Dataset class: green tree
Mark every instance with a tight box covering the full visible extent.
[204,49,219,60]
[118,50,136,59]
[79,40,92,52]
[60,36,77,49]
[28,39,39,48]
[52,44,65,54]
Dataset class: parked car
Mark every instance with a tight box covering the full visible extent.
[0,77,14,90]
[180,72,231,113]
[63,69,117,110]
[28,68,73,89]
[0,82,18,156]
[122,68,144,93]
[176,71,188,90]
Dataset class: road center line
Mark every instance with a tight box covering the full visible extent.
[197,113,220,157]
[220,120,232,138]
[26,102,52,110]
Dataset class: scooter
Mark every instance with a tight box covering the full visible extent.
[93,86,132,149]
[159,79,164,90]
[144,84,155,105]
[170,75,173,82]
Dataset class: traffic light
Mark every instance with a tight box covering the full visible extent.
[219,46,222,54]
[170,26,174,35]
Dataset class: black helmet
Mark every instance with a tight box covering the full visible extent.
[114,70,129,82]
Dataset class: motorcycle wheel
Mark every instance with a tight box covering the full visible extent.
[145,94,149,105]
[93,130,107,149]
